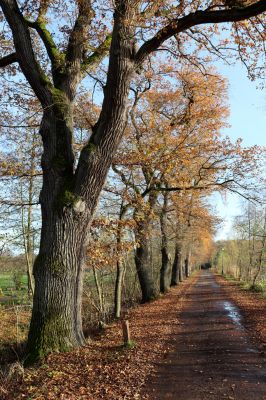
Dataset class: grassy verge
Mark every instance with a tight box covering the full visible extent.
[219,272,266,298]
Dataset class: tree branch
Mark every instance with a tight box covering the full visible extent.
[65,0,93,64]
[142,179,235,197]
[81,35,112,72]
[26,19,64,74]
[112,165,141,195]
[135,1,266,65]
[0,52,18,67]
[0,0,52,106]
[37,0,49,21]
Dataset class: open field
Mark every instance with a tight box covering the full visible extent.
[0,273,27,291]
[0,273,28,306]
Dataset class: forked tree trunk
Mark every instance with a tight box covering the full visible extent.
[26,107,89,362]
[26,3,136,362]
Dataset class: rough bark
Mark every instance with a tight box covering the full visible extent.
[160,193,171,293]
[23,101,84,362]
[16,1,135,362]
[171,242,183,286]
[135,219,158,303]
[134,189,159,303]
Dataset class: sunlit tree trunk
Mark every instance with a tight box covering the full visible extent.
[114,204,127,318]
[134,190,159,302]
[135,219,158,302]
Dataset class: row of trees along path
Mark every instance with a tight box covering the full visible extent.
[0,0,266,363]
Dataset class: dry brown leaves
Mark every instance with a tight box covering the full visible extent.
[0,307,30,346]
[2,274,198,400]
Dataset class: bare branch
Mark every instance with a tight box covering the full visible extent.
[0,0,53,106]
[0,52,18,67]
[142,179,235,197]
[135,1,266,65]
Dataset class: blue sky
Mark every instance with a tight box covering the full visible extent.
[213,63,266,241]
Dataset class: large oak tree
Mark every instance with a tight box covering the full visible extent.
[0,0,265,362]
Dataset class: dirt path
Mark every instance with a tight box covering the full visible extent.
[143,270,266,400]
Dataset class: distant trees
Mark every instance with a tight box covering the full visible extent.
[1,0,266,362]
[0,107,42,296]
[215,203,266,286]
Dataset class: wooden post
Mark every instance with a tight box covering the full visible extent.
[121,319,130,346]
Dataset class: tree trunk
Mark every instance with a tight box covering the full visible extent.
[252,213,266,286]
[114,258,125,318]
[25,89,88,362]
[179,258,184,282]
[24,140,36,297]
[184,249,191,278]
[21,200,34,297]
[92,265,104,316]
[134,219,158,302]
[160,192,171,293]
[171,242,182,286]
[133,188,159,303]
[27,4,136,363]
[26,207,87,364]
[135,245,158,303]
[160,245,171,293]
[114,203,127,319]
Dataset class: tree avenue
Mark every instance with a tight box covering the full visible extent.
[0,0,265,363]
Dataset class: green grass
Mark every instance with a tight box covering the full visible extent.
[249,283,264,293]
[123,340,136,349]
[0,273,28,304]
[0,273,27,290]
[222,273,237,282]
